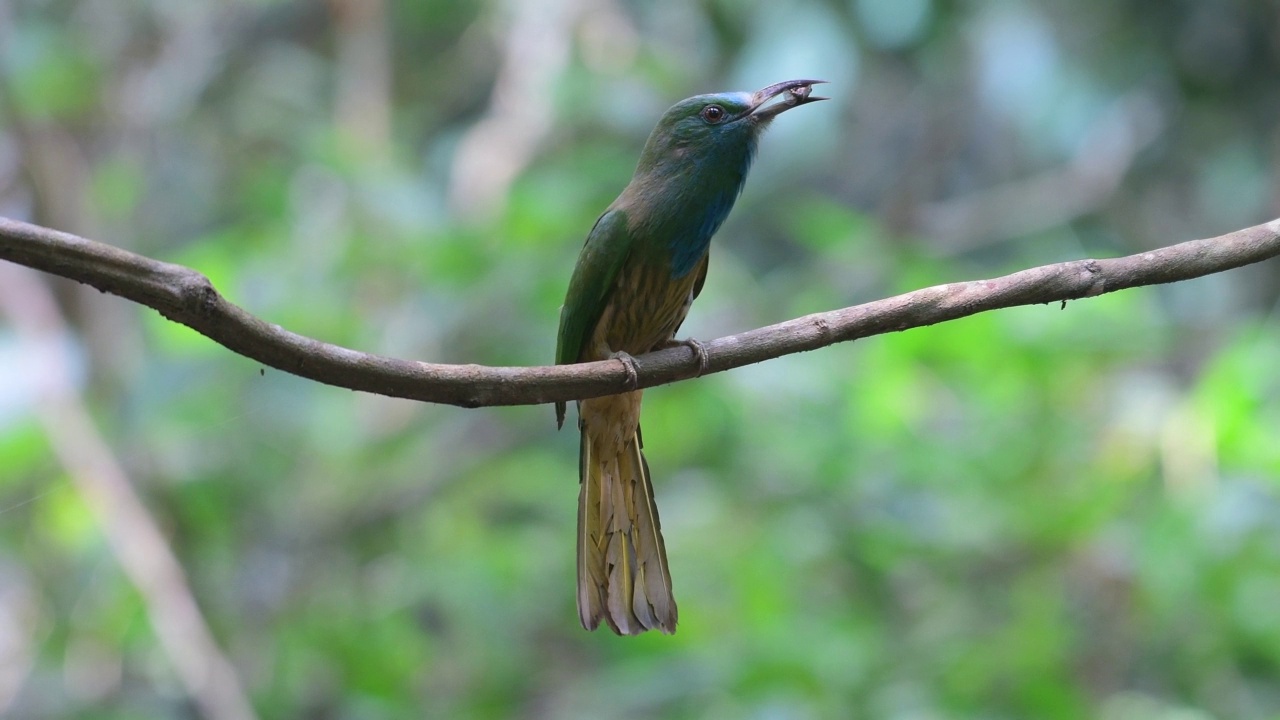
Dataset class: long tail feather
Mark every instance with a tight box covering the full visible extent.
[629,446,674,626]
[576,435,608,630]
[577,428,677,635]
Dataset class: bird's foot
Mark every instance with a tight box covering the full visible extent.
[610,351,640,391]
[665,337,711,377]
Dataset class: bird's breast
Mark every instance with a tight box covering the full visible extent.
[583,253,704,361]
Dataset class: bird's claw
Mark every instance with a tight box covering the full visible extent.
[669,337,710,377]
[611,351,640,391]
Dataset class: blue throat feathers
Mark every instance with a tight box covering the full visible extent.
[664,135,759,279]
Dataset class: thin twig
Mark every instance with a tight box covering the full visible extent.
[1,215,1278,409]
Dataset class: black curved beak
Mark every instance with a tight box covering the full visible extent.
[748,79,828,121]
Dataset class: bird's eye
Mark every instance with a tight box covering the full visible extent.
[701,105,726,124]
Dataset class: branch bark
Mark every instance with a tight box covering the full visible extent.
[2,215,1278,408]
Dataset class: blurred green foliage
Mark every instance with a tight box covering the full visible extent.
[1,0,1279,718]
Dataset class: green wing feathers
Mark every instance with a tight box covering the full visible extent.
[577,426,677,635]
[555,210,633,428]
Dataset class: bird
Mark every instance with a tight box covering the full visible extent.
[554,79,826,635]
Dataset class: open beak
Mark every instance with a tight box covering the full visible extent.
[747,79,828,121]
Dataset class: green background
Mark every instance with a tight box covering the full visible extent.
[1,0,1279,718]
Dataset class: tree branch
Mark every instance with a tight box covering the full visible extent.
[2,215,1278,408]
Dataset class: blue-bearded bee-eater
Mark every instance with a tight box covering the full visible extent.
[556,79,826,634]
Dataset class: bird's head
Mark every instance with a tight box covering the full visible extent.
[635,79,826,175]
